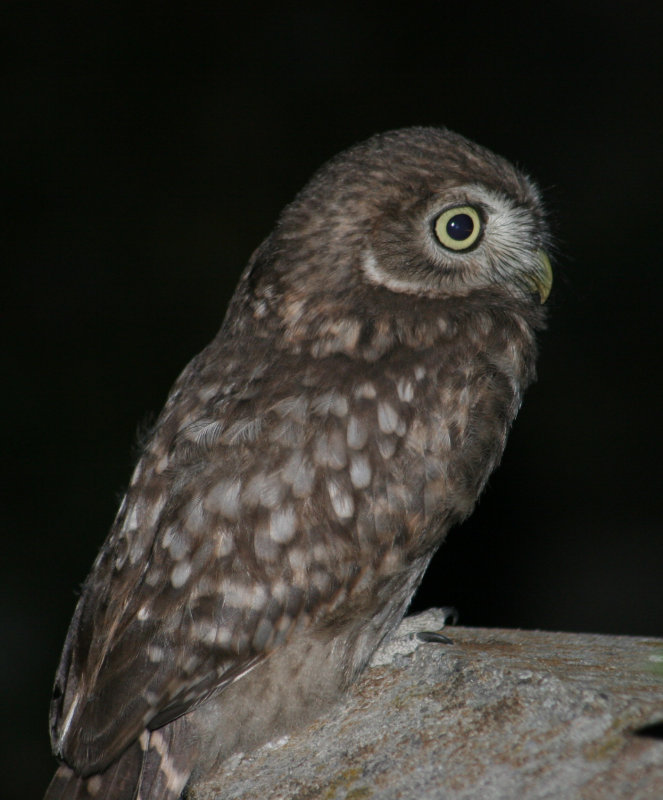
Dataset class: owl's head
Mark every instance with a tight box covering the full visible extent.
[268,127,552,312]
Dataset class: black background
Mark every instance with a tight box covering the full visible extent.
[3,3,663,797]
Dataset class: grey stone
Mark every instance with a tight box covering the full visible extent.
[192,609,663,799]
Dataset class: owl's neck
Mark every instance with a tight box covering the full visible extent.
[242,283,541,379]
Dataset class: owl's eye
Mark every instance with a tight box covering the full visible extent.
[434,206,482,251]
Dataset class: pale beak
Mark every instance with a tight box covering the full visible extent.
[532,249,553,304]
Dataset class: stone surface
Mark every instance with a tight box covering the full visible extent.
[192,610,663,800]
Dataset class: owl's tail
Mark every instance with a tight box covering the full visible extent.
[44,727,191,800]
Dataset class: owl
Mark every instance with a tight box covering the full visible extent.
[46,127,552,799]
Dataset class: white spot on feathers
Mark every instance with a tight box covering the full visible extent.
[354,381,377,399]
[346,415,368,449]
[349,453,372,489]
[170,560,192,589]
[205,478,241,520]
[282,450,316,498]
[377,401,401,434]
[150,730,190,793]
[397,377,415,403]
[327,476,354,519]
[147,644,164,663]
[269,506,297,543]
[244,472,285,509]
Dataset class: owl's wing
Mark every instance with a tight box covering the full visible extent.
[50,371,359,776]
[50,509,286,776]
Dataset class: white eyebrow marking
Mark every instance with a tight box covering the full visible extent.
[361,249,424,294]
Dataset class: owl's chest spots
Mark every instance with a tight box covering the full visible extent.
[122,343,518,601]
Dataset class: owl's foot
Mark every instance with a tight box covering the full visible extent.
[416,606,459,644]
[417,630,453,644]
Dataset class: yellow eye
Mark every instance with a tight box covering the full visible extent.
[434,205,482,251]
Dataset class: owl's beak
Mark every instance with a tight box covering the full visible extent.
[532,250,553,304]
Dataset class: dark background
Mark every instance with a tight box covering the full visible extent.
[3,3,662,797]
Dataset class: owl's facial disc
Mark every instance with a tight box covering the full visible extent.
[361,183,552,305]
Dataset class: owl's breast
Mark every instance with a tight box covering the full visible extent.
[158,304,532,579]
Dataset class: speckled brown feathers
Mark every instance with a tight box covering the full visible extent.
[46,127,551,799]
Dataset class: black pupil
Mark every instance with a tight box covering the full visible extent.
[446,213,474,241]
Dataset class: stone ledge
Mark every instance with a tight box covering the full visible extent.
[193,609,663,800]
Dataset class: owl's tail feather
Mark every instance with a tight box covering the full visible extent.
[44,729,191,800]
[43,739,143,800]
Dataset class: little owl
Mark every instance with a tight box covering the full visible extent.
[46,127,553,799]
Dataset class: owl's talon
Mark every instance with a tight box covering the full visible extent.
[417,630,454,645]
